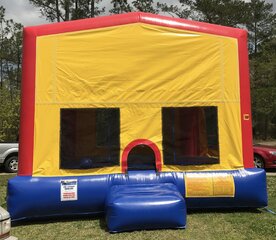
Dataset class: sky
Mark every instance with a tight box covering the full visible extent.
[0,0,275,27]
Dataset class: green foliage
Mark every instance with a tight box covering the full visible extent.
[158,0,248,26]
[157,0,192,19]
[251,38,276,139]
[0,87,20,142]
[0,6,22,142]
[29,0,105,22]
[110,0,158,14]
[247,1,275,139]
[110,0,132,14]
[250,38,276,89]
[132,0,157,14]
[71,0,105,19]
[246,0,276,54]
[193,0,248,26]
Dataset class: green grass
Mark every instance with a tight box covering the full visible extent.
[1,175,275,240]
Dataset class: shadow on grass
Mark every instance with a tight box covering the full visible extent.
[99,217,109,232]
[187,207,263,215]
[0,165,7,174]
[12,213,107,228]
[0,165,17,175]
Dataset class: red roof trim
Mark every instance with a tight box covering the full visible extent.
[25,12,246,39]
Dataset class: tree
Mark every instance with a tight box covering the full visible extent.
[250,38,276,139]
[157,0,192,19]
[246,0,276,54]
[193,0,248,27]
[0,6,5,89]
[132,0,157,14]
[158,0,248,27]
[71,0,105,19]
[5,20,23,89]
[110,0,158,15]
[29,0,105,22]
[0,9,23,93]
[247,1,276,139]
[110,0,132,14]
[0,86,20,142]
[0,7,22,142]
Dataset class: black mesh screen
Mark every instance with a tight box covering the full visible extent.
[127,144,156,171]
[162,107,219,166]
[60,108,120,169]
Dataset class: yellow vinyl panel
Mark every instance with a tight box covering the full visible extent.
[185,173,235,197]
[120,106,163,164]
[33,23,242,176]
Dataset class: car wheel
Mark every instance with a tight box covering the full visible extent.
[4,156,18,173]
[254,155,265,169]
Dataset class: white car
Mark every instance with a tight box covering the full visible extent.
[0,143,18,173]
[0,207,17,240]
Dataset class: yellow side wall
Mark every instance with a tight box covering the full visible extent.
[33,23,242,176]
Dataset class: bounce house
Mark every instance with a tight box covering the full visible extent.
[8,12,267,232]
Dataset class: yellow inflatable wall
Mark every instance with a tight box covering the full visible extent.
[33,23,242,176]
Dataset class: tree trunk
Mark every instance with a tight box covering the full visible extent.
[90,0,95,18]
[0,20,3,89]
[64,0,70,21]
[254,21,257,54]
[16,43,20,89]
[0,55,2,89]
[6,63,13,102]
[264,114,269,140]
[55,0,60,22]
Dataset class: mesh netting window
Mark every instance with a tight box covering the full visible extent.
[162,107,219,166]
[60,108,120,169]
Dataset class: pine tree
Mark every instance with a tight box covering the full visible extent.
[0,7,22,142]
[110,0,132,14]
[132,0,158,14]
[29,0,105,22]
[246,0,276,54]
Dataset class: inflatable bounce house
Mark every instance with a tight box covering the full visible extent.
[8,12,267,232]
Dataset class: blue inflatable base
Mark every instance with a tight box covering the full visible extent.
[7,168,267,222]
[105,183,186,232]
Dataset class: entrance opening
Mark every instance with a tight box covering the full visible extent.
[127,144,156,171]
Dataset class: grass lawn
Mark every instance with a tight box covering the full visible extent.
[1,174,275,240]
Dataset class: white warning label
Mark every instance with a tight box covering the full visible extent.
[60,179,78,201]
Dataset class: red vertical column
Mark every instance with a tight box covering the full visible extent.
[238,32,254,168]
[18,28,37,176]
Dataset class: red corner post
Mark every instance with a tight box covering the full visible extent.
[18,28,37,176]
[238,31,254,168]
